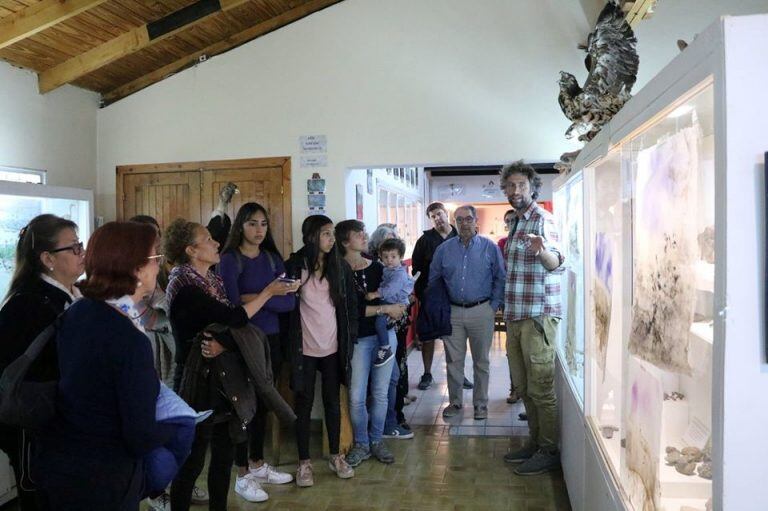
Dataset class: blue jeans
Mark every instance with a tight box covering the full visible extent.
[349,331,396,444]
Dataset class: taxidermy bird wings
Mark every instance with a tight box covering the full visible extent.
[558,0,639,142]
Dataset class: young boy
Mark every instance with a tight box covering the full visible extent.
[366,238,419,367]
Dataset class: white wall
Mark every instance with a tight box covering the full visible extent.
[96,0,590,242]
[0,62,98,190]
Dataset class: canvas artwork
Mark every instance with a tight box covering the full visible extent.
[594,231,613,377]
[565,269,578,375]
[624,360,663,511]
[629,126,699,375]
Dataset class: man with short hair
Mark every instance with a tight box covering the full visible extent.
[428,205,505,420]
[500,160,564,476]
[412,202,469,390]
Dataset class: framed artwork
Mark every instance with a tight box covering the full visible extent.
[366,169,373,194]
[356,184,364,220]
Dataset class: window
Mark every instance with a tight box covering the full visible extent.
[377,186,423,259]
[0,166,46,184]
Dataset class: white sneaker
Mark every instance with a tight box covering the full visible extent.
[146,492,171,511]
[191,485,209,504]
[234,474,269,503]
[249,462,293,484]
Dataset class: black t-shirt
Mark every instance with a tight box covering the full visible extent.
[352,260,384,339]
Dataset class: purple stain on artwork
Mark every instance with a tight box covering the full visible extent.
[594,232,613,292]
[631,382,639,414]
[640,140,677,233]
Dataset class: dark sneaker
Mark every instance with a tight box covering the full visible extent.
[514,450,561,475]
[518,413,528,421]
[383,424,414,439]
[463,377,474,389]
[473,405,488,420]
[346,442,371,467]
[418,373,433,390]
[507,390,521,404]
[370,441,395,464]
[442,404,462,418]
[504,444,538,464]
[373,346,394,367]
[399,422,412,431]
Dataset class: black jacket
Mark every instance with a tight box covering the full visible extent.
[283,248,358,392]
[416,277,452,342]
[411,226,458,300]
[179,323,296,443]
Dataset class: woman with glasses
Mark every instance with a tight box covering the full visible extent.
[0,214,85,511]
[163,219,297,510]
[31,221,174,510]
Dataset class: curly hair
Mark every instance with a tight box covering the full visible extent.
[368,223,397,256]
[164,218,202,266]
[379,237,405,258]
[500,160,542,200]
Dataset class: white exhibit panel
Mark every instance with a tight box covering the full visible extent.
[556,14,768,511]
[0,182,93,297]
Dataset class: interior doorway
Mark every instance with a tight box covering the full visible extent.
[116,157,292,255]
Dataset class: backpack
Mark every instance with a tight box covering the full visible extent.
[0,316,61,429]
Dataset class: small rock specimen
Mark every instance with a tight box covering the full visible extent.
[698,461,712,480]
[675,460,697,476]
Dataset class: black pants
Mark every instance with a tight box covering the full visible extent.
[394,327,409,424]
[294,352,341,460]
[234,334,283,466]
[171,420,233,511]
[0,426,44,511]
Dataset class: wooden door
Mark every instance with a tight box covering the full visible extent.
[120,171,202,229]
[200,157,291,257]
[117,158,291,254]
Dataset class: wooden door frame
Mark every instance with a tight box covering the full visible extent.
[116,157,292,252]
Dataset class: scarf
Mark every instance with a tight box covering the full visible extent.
[166,263,231,308]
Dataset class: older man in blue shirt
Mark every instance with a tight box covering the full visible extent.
[428,204,506,420]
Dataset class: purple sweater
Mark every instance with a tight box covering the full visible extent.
[218,250,296,335]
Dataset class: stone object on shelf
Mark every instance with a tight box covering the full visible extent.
[601,425,619,439]
[697,461,712,480]
[675,460,697,476]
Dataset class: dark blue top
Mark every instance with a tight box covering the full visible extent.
[428,234,506,311]
[42,298,175,463]
[218,250,296,335]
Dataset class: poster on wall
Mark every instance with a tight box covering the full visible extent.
[356,184,364,220]
[629,126,699,375]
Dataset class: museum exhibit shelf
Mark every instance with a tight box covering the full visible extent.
[556,14,768,511]
[0,181,93,504]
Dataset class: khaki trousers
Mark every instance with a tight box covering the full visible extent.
[506,316,559,451]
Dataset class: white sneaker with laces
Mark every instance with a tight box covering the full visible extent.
[249,462,293,484]
[146,492,171,511]
[234,474,269,502]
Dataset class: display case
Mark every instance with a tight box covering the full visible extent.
[553,172,586,403]
[556,14,768,511]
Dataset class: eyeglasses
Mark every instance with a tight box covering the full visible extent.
[455,216,476,224]
[49,242,84,256]
[147,254,165,264]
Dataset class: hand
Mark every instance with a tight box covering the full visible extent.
[201,338,226,358]
[365,291,380,301]
[527,234,545,255]
[266,276,301,296]
[385,303,407,320]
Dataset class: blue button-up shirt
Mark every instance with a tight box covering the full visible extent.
[428,234,506,311]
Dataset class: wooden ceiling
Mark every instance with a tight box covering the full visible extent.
[0,0,342,105]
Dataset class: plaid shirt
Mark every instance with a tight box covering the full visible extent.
[503,201,564,321]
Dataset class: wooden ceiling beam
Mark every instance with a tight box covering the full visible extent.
[102,0,343,105]
[0,0,108,50]
[38,0,251,94]
[623,0,656,28]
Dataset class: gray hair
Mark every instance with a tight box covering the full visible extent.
[455,205,477,219]
[368,223,398,255]
[500,160,542,200]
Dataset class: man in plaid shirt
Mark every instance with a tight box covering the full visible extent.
[500,160,564,476]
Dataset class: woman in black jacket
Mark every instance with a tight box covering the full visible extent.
[284,215,358,487]
[32,221,173,510]
[0,214,84,511]
[164,219,297,510]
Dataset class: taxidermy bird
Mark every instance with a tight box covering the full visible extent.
[558,0,639,142]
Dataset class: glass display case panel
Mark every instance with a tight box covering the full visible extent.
[585,148,624,476]
[554,173,585,403]
[0,185,92,297]
[621,81,714,511]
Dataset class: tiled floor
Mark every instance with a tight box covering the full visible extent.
[403,334,530,438]
[3,332,573,510]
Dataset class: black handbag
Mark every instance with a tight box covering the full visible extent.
[0,318,60,429]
